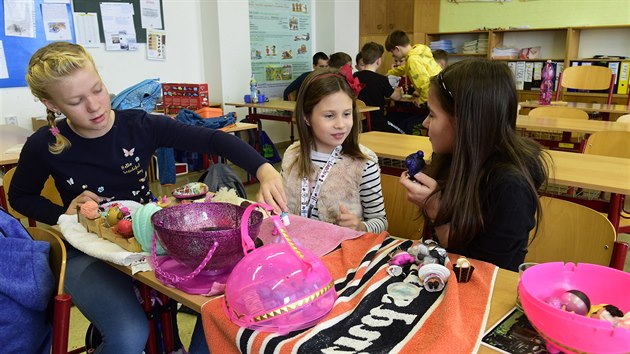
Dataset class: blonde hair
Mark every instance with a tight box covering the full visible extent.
[26,42,96,154]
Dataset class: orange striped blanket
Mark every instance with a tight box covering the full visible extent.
[201,233,498,353]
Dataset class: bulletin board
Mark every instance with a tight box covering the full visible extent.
[0,1,75,88]
[72,0,164,44]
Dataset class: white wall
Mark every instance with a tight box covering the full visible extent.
[0,0,360,144]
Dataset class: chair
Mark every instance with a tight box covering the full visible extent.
[583,131,630,234]
[2,167,62,226]
[616,114,630,123]
[528,106,589,120]
[380,174,424,240]
[27,226,80,354]
[525,196,628,270]
[356,99,373,131]
[554,65,615,104]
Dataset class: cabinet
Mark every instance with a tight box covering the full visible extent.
[426,25,630,104]
[359,0,440,75]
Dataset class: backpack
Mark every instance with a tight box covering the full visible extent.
[240,117,281,164]
[198,163,247,199]
[175,109,236,129]
[111,78,162,112]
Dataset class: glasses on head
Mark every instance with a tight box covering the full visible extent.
[437,71,453,100]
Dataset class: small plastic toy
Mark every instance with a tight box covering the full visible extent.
[452,256,475,283]
[588,304,624,325]
[559,290,591,316]
[405,150,425,181]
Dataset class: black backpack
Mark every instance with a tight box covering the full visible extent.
[198,163,247,199]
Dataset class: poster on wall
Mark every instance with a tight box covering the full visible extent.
[249,0,312,99]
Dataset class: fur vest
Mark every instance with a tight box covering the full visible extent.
[282,142,378,224]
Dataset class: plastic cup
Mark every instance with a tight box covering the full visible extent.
[515,262,538,310]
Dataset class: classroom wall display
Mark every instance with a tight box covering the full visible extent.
[0,0,75,88]
[249,0,312,98]
[72,0,164,45]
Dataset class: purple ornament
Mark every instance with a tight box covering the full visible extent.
[405,150,425,181]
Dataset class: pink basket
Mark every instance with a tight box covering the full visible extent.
[223,203,337,334]
[519,262,630,353]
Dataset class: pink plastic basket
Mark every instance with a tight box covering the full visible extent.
[519,262,630,353]
[223,203,337,334]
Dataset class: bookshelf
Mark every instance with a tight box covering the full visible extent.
[426,25,630,104]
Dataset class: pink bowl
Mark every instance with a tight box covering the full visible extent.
[151,203,262,275]
[519,262,630,353]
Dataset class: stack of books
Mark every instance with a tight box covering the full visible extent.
[462,37,488,54]
[429,40,455,54]
[491,47,520,59]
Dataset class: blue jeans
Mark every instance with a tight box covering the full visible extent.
[65,247,210,353]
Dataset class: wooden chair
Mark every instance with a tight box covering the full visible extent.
[2,167,62,226]
[583,131,630,234]
[380,174,424,240]
[616,114,630,123]
[27,226,83,354]
[528,106,589,120]
[554,65,615,104]
[525,196,627,270]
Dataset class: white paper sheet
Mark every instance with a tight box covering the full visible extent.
[0,41,9,79]
[73,12,101,47]
[146,28,166,60]
[42,3,72,41]
[4,0,36,38]
[139,0,162,29]
[100,2,137,51]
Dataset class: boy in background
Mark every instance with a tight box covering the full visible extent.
[328,52,353,69]
[355,52,365,72]
[432,49,448,69]
[385,30,442,108]
[283,51,329,100]
[354,42,402,132]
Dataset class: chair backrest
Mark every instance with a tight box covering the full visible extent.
[528,106,589,120]
[559,65,613,91]
[380,174,424,240]
[583,131,630,159]
[525,196,616,266]
[616,114,630,123]
[0,124,32,153]
[3,167,62,221]
[27,227,66,296]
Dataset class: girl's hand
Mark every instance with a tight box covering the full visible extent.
[65,191,102,215]
[255,163,288,213]
[398,171,440,221]
[337,204,365,231]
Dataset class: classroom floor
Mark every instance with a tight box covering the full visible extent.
[66,159,630,352]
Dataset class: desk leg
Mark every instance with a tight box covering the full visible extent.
[290,121,295,143]
[366,112,372,132]
[157,292,175,353]
[608,193,622,231]
[138,283,158,354]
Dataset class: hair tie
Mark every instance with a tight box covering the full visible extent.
[338,64,365,97]
[50,126,60,137]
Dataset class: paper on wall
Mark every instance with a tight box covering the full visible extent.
[42,3,72,41]
[0,41,8,79]
[100,2,137,51]
[73,12,101,47]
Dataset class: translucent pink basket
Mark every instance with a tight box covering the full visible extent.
[519,262,630,353]
[223,203,337,334]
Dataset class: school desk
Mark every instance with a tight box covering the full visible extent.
[519,100,630,119]
[358,132,630,231]
[225,100,379,142]
[515,114,630,151]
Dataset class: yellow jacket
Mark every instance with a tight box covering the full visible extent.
[387,44,442,104]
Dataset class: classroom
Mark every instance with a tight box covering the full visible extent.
[1,1,630,353]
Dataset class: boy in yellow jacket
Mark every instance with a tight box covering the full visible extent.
[385,30,442,108]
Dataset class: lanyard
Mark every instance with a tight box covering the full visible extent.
[300,145,342,218]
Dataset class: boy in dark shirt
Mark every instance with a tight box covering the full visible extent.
[283,52,329,100]
[354,42,402,132]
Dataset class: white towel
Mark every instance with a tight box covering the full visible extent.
[58,214,152,274]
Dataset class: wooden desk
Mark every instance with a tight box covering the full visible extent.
[516,114,630,134]
[226,100,379,142]
[520,100,630,117]
[359,131,630,230]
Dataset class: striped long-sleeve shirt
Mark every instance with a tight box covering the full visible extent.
[310,150,388,233]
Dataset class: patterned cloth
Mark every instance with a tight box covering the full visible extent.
[201,233,497,354]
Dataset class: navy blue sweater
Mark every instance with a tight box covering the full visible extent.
[9,109,266,225]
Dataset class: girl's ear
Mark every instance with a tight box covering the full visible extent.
[41,98,60,114]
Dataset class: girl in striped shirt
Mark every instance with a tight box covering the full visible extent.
[282,65,388,233]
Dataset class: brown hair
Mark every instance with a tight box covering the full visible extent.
[385,30,410,52]
[360,42,385,65]
[425,59,549,248]
[293,68,367,177]
[328,52,352,69]
[26,42,97,154]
